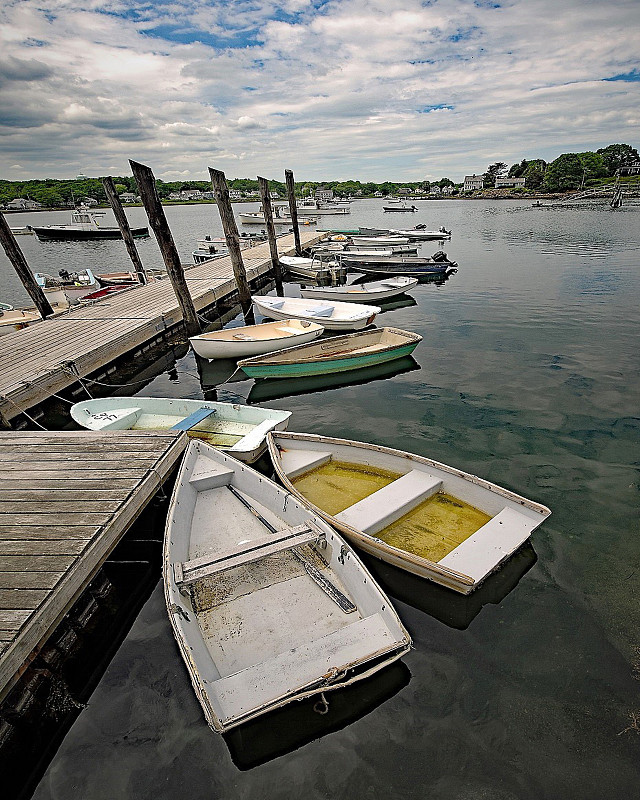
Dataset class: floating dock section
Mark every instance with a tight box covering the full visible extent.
[0,430,186,700]
[0,230,322,426]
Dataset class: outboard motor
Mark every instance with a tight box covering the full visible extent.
[431,250,449,262]
[59,269,70,280]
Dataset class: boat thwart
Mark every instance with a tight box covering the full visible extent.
[252,295,380,331]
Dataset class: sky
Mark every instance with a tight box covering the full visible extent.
[0,0,638,183]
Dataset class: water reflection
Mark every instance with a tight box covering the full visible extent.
[361,543,537,630]
[223,660,411,770]
[246,355,421,404]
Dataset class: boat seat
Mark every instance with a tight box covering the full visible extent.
[335,470,443,535]
[267,299,285,309]
[171,407,217,431]
[173,523,323,587]
[438,507,533,582]
[306,305,334,317]
[214,612,395,724]
[87,407,141,430]
[229,418,279,453]
[232,333,256,341]
[281,449,332,479]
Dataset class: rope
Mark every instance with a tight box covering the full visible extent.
[0,395,48,430]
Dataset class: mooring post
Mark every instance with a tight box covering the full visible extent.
[0,212,54,318]
[102,176,147,284]
[285,169,303,256]
[129,160,201,336]
[257,176,283,294]
[208,167,254,320]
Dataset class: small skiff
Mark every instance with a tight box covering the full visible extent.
[164,440,411,732]
[299,277,418,303]
[238,327,422,379]
[189,319,325,360]
[71,397,291,463]
[252,295,380,331]
[268,432,552,594]
[279,255,343,281]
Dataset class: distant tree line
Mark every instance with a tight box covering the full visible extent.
[1,142,637,208]
[480,143,638,193]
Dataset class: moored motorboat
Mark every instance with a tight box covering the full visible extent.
[252,294,380,331]
[299,277,418,303]
[35,268,99,301]
[31,207,148,240]
[279,255,345,282]
[268,432,552,594]
[71,397,291,462]
[390,227,452,240]
[189,319,324,360]
[238,327,422,379]
[164,440,411,732]
[0,287,70,335]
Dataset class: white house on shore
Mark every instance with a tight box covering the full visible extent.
[6,198,42,210]
[119,192,137,203]
[464,175,484,191]
[315,186,333,202]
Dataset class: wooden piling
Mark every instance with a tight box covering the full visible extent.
[102,177,147,284]
[257,176,283,292]
[0,213,54,319]
[208,168,253,318]
[129,160,201,336]
[285,169,303,256]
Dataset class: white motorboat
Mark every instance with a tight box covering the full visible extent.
[0,287,70,335]
[71,397,291,463]
[390,227,452,240]
[268,432,552,594]
[299,277,418,303]
[252,294,380,331]
[279,255,344,281]
[189,319,324,360]
[164,440,411,732]
[35,268,99,302]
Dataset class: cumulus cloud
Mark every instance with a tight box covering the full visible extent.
[0,0,638,180]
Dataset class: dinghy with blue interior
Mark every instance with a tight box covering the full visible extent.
[164,440,411,732]
[71,397,291,463]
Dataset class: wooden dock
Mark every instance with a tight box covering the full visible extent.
[0,430,186,700]
[0,230,323,425]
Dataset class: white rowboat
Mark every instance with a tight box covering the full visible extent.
[268,432,552,594]
[252,295,380,331]
[299,277,418,303]
[164,441,411,732]
[71,397,291,463]
[189,319,324,360]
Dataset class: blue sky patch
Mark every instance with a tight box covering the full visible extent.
[604,69,640,82]
[419,104,454,112]
[141,24,261,49]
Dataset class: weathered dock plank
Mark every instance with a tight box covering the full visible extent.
[0,430,186,699]
[0,230,322,423]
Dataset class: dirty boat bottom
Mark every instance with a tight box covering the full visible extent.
[292,461,491,562]
[131,413,246,447]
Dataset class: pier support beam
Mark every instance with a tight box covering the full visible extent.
[0,212,54,319]
[129,160,201,336]
[257,176,284,294]
[102,177,147,284]
[285,169,303,256]
[209,168,254,320]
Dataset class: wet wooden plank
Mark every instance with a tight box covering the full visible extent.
[0,526,100,540]
[0,590,49,610]
[0,572,64,590]
[0,540,87,556]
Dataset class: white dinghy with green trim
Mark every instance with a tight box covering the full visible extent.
[164,440,411,732]
[71,397,291,463]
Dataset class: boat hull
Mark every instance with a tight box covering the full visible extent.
[239,328,421,378]
[299,278,418,303]
[31,226,149,240]
[252,295,380,331]
[354,263,451,276]
[268,432,551,594]
[71,397,291,462]
[189,319,324,360]
[164,441,411,732]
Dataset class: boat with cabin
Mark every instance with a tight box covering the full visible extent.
[268,432,552,594]
[31,207,149,240]
[189,319,324,360]
[71,397,291,463]
[163,440,411,732]
[238,327,422,379]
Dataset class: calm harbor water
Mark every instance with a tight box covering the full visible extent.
[2,199,639,798]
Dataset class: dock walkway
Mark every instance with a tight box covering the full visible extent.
[0,429,186,700]
[0,230,322,424]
